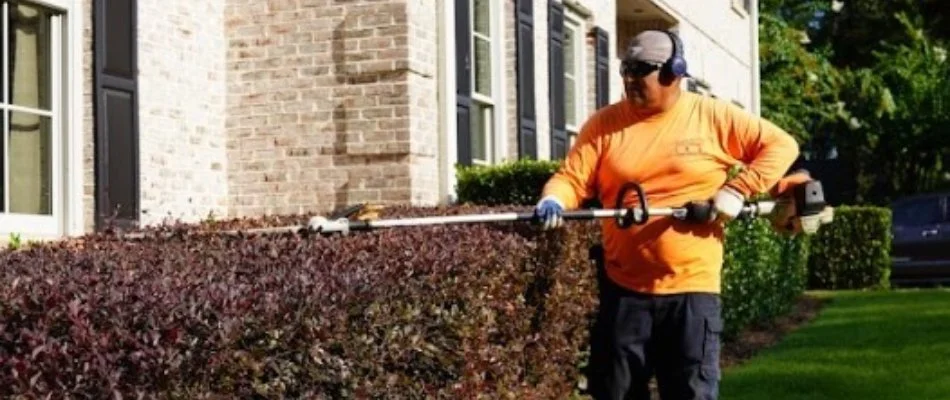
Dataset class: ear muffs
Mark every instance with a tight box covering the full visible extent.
[664,30,688,78]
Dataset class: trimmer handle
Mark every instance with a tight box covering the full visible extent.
[615,181,650,228]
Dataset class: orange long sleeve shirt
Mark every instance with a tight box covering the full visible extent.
[542,92,800,295]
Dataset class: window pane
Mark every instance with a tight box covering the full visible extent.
[473,0,490,35]
[470,102,491,162]
[9,2,53,110]
[8,110,52,215]
[564,25,576,76]
[473,36,491,96]
[893,198,941,226]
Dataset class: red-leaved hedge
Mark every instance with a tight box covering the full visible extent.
[0,205,601,399]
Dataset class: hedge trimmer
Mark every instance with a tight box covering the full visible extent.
[237,179,834,236]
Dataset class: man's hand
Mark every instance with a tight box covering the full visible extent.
[768,171,834,235]
[534,196,565,230]
[769,199,835,235]
[712,186,745,221]
[681,186,746,224]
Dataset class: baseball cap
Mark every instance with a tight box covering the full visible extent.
[622,30,690,77]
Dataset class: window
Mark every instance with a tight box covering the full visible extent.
[0,0,66,235]
[563,11,585,146]
[470,0,496,165]
[893,197,946,227]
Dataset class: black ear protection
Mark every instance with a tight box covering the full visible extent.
[663,30,689,78]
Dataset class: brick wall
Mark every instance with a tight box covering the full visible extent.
[138,0,229,225]
[225,0,437,218]
[406,0,440,205]
[82,0,230,232]
[82,0,94,233]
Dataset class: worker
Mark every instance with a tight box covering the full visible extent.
[534,30,801,400]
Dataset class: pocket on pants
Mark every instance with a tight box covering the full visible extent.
[701,315,723,381]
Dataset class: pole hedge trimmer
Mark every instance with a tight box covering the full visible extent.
[238,179,834,237]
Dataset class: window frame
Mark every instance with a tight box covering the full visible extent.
[467,0,506,166]
[562,9,585,146]
[0,0,79,239]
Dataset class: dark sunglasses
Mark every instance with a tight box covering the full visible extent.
[620,60,662,78]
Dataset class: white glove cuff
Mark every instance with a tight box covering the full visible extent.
[714,186,745,218]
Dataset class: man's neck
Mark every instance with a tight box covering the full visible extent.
[631,89,683,118]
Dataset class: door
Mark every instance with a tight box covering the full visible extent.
[93,0,139,231]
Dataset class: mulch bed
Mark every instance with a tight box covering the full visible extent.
[720,294,830,369]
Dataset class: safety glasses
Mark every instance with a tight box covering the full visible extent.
[620,60,663,78]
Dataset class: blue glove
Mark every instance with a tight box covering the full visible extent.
[534,196,565,230]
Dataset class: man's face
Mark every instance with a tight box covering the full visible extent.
[621,60,670,109]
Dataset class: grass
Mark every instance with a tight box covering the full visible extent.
[720,288,950,400]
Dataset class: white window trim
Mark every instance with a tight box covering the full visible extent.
[468,0,507,166]
[0,0,83,240]
[563,10,586,143]
[437,1,458,204]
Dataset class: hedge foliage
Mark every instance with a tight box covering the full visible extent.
[0,206,602,398]
[721,219,810,335]
[806,206,892,290]
[456,159,562,206]
[455,160,810,338]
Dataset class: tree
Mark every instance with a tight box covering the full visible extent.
[835,13,950,204]
[808,0,950,68]
[758,12,846,146]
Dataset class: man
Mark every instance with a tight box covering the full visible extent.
[534,30,801,399]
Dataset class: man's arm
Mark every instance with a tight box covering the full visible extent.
[715,101,801,199]
[540,118,604,210]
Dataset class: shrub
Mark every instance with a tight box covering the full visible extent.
[0,206,601,399]
[806,206,892,290]
[721,219,810,338]
[455,159,562,206]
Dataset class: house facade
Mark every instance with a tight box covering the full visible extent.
[0,0,760,240]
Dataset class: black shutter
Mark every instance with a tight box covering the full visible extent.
[455,0,473,166]
[515,0,537,159]
[594,26,610,109]
[93,0,139,231]
[548,0,567,160]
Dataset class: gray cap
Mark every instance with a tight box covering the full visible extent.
[623,30,676,65]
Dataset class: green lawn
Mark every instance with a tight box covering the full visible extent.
[721,288,950,400]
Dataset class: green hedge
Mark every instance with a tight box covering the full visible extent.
[456,159,562,206]
[455,160,809,338]
[806,206,892,290]
[722,219,809,336]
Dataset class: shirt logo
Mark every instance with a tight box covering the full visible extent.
[675,138,705,156]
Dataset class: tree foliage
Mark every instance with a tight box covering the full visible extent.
[836,14,950,204]
[758,12,846,145]
[759,2,950,205]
